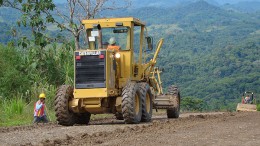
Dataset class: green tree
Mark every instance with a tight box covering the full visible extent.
[51,0,131,50]
[181,96,206,111]
[1,0,56,47]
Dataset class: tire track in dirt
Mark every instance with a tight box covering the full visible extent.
[2,112,259,146]
[41,112,228,146]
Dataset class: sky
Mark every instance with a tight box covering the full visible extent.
[53,0,260,5]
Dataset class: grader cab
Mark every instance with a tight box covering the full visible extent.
[54,17,180,125]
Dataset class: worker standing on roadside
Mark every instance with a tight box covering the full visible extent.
[33,93,48,124]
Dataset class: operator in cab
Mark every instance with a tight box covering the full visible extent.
[107,37,121,51]
[244,95,251,104]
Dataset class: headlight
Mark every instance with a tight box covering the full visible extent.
[115,53,121,58]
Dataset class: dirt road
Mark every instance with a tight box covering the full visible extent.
[0,112,260,146]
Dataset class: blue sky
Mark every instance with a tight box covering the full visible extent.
[53,0,260,4]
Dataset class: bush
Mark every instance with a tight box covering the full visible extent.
[181,96,206,112]
[0,45,30,99]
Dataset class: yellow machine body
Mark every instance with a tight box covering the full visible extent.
[54,17,180,126]
[71,17,162,114]
[70,17,168,114]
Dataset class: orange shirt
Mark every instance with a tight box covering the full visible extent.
[107,45,120,51]
[34,100,45,117]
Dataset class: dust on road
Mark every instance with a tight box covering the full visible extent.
[0,112,259,146]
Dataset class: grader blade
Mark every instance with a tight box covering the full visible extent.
[236,103,257,112]
[154,95,178,109]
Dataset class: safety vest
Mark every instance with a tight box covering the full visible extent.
[107,45,120,51]
[34,100,45,117]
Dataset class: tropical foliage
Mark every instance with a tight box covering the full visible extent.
[0,43,74,126]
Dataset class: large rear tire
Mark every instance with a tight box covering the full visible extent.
[139,82,153,122]
[54,85,76,126]
[166,85,180,118]
[122,82,142,124]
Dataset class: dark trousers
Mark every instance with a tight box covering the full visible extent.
[33,115,48,123]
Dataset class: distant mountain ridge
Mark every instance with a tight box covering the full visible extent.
[130,0,260,9]
[223,1,260,12]
[131,0,260,12]
[52,0,260,9]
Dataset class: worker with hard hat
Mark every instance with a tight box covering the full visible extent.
[33,93,48,123]
[107,37,121,51]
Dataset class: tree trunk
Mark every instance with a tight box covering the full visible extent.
[74,34,80,50]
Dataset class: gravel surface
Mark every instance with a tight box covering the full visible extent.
[0,112,259,146]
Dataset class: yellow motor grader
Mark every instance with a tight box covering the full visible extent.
[54,17,180,125]
[236,91,257,112]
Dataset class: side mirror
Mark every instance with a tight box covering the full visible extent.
[146,36,153,50]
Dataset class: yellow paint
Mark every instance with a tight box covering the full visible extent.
[71,17,166,114]
[82,17,145,28]
[74,88,107,98]
[83,98,101,105]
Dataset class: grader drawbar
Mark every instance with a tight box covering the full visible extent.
[54,17,180,125]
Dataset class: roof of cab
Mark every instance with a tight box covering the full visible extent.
[82,17,145,26]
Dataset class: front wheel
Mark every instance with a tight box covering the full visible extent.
[139,82,153,122]
[122,82,142,124]
[166,85,180,118]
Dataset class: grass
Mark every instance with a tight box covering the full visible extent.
[1,97,163,126]
[1,97,30,126]
[0,94,117,127]
[4,97,24,116]
[0,81,115,127]
[257,104,260,111]
[0,97,56,127]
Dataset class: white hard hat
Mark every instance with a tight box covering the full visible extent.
[109,37,116,45]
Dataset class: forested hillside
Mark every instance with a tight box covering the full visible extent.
[103,1,260,110]
[223,1,260,12]
[0,0,260,117]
